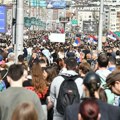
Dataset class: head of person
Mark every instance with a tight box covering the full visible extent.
[97,52,109,68]
[31,60,47,94]
[56,58,66,70]
[43,66,58,84]
[11,102,38,120]
[105,70,120,95]
[7,64,24,84]
[109,55,116,64]
[79,62,91,78]
[92,51,98,60]
[18,54,24,64]
[7,52,15,61]
[86,53,92,60]
[65,57,78,71]
[39,59,47,68]
[78,98,101,120]
[83,72,107,102]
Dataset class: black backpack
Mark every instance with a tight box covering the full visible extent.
[56,75,80,115]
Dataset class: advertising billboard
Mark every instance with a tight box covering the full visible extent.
[46,0,66,9]
[0,5,7,33]
[83,21,98,34]
[30,0,47,7]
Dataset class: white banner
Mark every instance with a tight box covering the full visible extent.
[49,33,65,43]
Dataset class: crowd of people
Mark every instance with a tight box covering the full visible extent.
[0,31,120,120]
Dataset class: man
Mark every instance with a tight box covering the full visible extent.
[49,57,84,120]
[96,52,111,83]
[108,56,116,72]
[0,64,45,120]
[95,52,115,104]
[6,52,15,67]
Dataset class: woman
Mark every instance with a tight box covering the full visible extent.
[64,72,114,120]
[78,98,101,120]
[26,60,48,120]
[83,71,107,102]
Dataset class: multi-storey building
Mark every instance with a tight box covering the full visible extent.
[74,0,120,33]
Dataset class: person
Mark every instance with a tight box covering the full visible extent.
[79,61,91,79]
[105,70,120,106]
[0,55,9,89]
[26,60,48,120]
[91,51,98,71]
[0,70,6,91]
[96,52,111,84]
[64,72,120,120]
[105,70,120,96]
[83,72,107,102]
[42,45,51,65]
[78,98,101,120]
[11,102,38,120]
[5,52,15,67]
[108,56,116,72]
[48,57,84,120]
[18,54,25,65]
[44,66,58,120]
[0,64,45,120]
[96,52,115,104]
[58,47,65,59]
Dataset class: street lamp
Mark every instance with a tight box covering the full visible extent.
[98,0,104,51]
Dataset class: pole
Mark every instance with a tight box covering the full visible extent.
[98,0,104,51]
[15,0,24,63]
[12,0,16,45]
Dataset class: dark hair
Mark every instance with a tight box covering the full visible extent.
[109,56,116,65]
[18,55,24,63]
[44,66,58,83]
[97,52,109,67]
[11,102,38,120]
[79,98,100,120]
[105,70,120,88]
[65,57,77,70]
[7,64,24,81]
[83,72,107,102]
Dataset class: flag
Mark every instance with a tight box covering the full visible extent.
[73,37,81,46]
[107,31,118,41]
[88,35,97,43]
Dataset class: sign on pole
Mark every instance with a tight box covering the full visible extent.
[0,5,7,33]
[71,19,78,26]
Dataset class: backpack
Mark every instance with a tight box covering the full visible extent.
[56,75,80,115]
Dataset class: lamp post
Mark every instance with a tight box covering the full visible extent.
[98,0,104,51]
[15,0,24,63]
